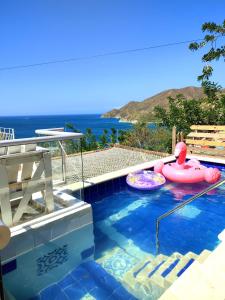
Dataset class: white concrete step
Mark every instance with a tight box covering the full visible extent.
[196,249,211,263]
[136,254,167,281]
[149,252,183,288]
[159,243,225,300]
[165,255,191,284]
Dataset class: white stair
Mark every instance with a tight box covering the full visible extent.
[159,243,225,300]
[123,249,212,300]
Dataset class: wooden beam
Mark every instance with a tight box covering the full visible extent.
[190,125,225,131]
[187,146,225,156]
[186,139,225,147]
[187,132,225,139]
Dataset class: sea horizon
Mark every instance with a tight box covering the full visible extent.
[0,114,134,139]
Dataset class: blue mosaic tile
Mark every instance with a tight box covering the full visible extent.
[81,246,95,259]
[40,283,67,300]
[70,266,89,282]
[89,286,112,299]
[83,261,119,292]
[37,245,68,276]
[111,286,137,300]
[78,272,97,292]
[29,296,41,300]
[64,283,86,300]
[2,259,17,275]
[98,248,137,279]
[58,273,74,289]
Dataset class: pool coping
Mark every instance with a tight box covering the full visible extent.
[60,153,225,194]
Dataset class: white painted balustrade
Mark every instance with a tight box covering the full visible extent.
[0,128,83,227]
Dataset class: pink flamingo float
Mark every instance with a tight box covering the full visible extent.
[154,142,221,184]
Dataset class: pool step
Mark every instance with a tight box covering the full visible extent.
[159,244,225,300]
[37,260,137,300]
[196,249,211,263]
[136,254,167,280]
[123,254,168,299]
[123,250,211,299]
[150,253,183,288]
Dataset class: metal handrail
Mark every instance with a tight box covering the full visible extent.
[155,178,225,254]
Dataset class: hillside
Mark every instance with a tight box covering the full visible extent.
[102,86,204,122]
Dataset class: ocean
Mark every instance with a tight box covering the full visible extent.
[0,114,134,139]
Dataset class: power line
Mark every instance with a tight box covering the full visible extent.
[0,38,203,72]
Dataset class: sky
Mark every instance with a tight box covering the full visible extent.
[0,0,224,116]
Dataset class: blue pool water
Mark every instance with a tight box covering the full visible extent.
[93,184,223,256]
[91,162,225,257]
[3,161,225,299]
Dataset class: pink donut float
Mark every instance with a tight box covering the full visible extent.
[154,142,221,184]
[126,171,166,190]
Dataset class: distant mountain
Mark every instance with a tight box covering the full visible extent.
[102,86,204,122]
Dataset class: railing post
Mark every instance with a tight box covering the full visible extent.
[156,219,160,255]
[58,140,67,184]
[172,126,176,154]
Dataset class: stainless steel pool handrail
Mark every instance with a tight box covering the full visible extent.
[155,178,225,254]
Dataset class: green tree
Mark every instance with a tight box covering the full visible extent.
[66,122,80,133]
[118,122,171,153]
[110,127,117,145]
[65,123,81,153]
[85,128,98,150]
[99,129,108,148]
[189,20,225,82]
[118,129,127,143]
[154,20,225,135]
[154,95,204,134]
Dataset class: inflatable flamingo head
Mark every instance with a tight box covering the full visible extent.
[204,167,221,184]
[174,142,187,165]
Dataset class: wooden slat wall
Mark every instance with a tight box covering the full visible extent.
[186,125,225,156]
[186,139,225,147]
[187,132,225,139]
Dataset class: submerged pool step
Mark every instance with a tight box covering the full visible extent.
[37,260,137,300]
[122,254,167,297]
[136,254,167,280]
[165,256,191,284]
[149,253,183,288]
[123,250,205,300]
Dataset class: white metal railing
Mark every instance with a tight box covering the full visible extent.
[0,127,83,147]
[35,128,83,184]
[0,127,83,184]
[0,127,15,140]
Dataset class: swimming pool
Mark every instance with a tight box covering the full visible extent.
[3,161,225,299]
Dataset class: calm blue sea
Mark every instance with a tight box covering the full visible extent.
[0,114,133,139]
